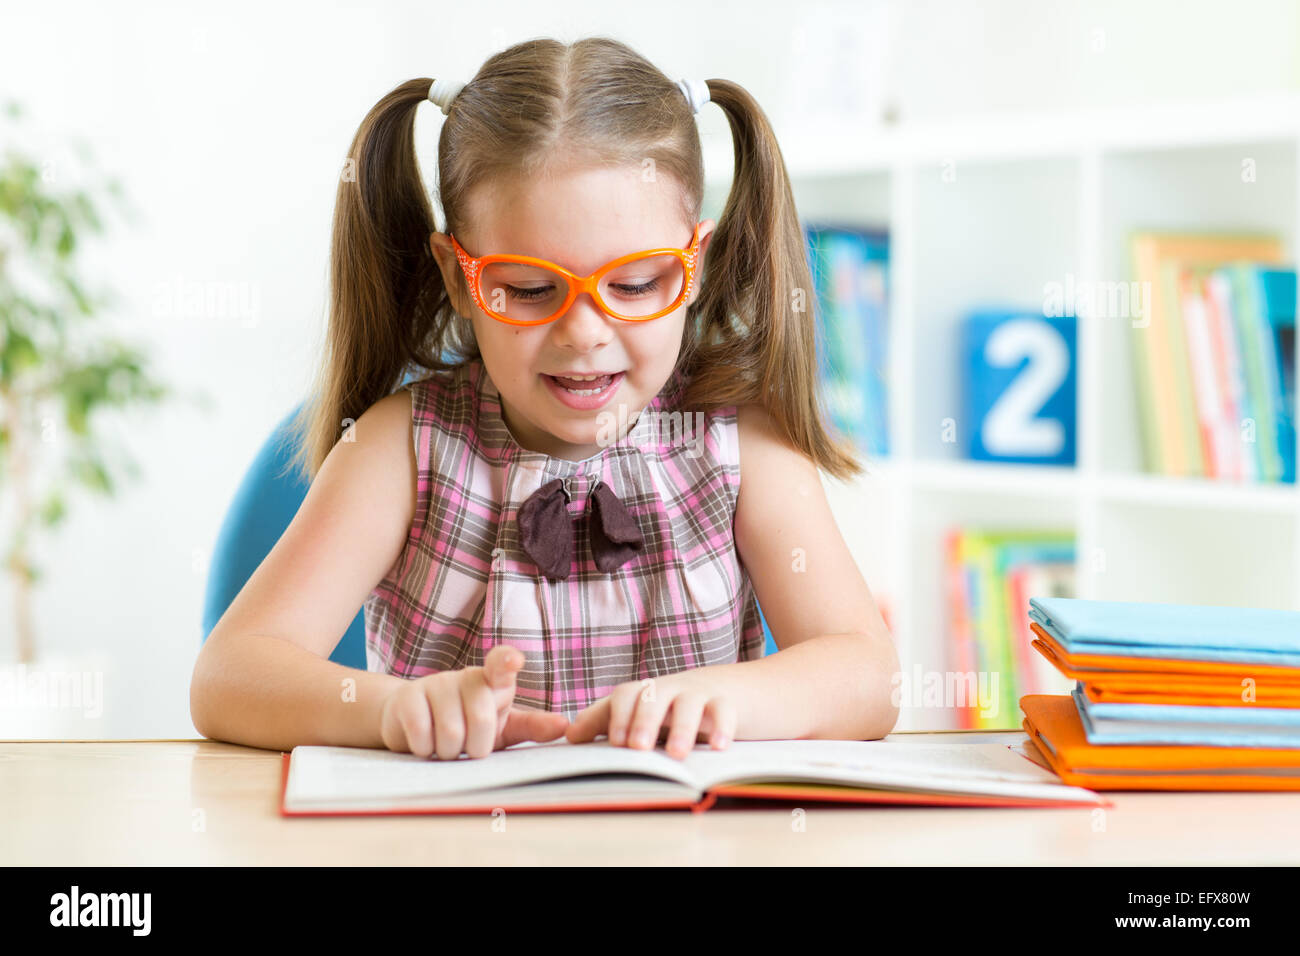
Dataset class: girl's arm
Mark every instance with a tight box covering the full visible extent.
[189,389,417,752]
[567,403,901,754]
[725,401,901,740]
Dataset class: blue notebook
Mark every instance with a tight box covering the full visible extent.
[1072,685,1300,748]
[1029,597,1300,668]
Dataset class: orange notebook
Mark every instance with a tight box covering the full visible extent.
[1020,694,1300,791]
[1029,623,1300,707]
[278,737,1107,815]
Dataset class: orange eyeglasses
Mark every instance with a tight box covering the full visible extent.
[450,223,703,326]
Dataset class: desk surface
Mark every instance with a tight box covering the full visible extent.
[5,732,1300,865]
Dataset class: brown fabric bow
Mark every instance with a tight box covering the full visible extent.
[516,478,644,579]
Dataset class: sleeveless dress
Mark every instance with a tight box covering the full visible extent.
[363,358,766,719]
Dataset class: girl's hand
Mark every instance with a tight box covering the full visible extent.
[378,645,570,759]
[565,671,737,760]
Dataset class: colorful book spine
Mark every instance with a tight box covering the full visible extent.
[1207,271,1260,479]
[1229,264,1282,481]
[945,529,1076,729]
[1008,562,1075,696]
[943,529,977,730]
[1258,269,1297,483]
[1158,258,1207,475]
[1128,232,1288,481]
[1202,271,1246,480]
[1178,268,1222,477]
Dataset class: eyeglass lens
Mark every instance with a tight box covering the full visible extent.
[478,254,686,323]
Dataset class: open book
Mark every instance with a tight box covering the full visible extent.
[281,737,1107,815]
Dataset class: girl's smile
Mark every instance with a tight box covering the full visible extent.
[541,370,626,410]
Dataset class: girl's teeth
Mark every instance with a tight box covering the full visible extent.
[552,373,614,393]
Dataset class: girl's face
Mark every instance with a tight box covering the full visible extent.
[430,163,714,461]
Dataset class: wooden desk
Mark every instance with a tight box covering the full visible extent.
[5,732,1300,865]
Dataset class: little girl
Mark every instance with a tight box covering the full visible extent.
[191,37,899,762]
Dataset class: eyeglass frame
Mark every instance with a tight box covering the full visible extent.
[448,222,703,326]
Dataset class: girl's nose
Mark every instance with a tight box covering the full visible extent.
[551,293,614,352]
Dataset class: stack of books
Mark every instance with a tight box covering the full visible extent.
[1020,596,1300,790]
[1129,231,1295,481]
[804,223,890,457]
[945,528,1076,729]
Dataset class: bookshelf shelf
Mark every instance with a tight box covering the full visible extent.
[702,94,1300,730]
[1094,473,1300,513]
[908,459,1080,498]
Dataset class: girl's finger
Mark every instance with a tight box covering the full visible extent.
[482,644,525,705]
[564,697,610,744]
[625,683,672,751]
[395,689,434,758]
[608,682,645,747]
[429,675,467,760]
[664,693,707,759]
[500,706,571,748]
[702,697,737,749]
[459,672,498,759]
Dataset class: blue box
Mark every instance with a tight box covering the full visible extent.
[962,310,1077,466]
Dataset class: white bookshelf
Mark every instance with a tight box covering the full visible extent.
[702,94,1300,730]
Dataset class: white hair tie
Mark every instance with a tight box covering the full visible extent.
[676,78,710,114]
[428,78,465,115]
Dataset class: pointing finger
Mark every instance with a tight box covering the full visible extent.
[482,645,524,692]
[499,706,571,748]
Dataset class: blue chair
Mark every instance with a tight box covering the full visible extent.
[201,403,369,669]
[202,403,778,666]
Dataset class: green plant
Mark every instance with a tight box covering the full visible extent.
[0,100,170,662]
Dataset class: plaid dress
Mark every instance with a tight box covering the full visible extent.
[363,358,766,718]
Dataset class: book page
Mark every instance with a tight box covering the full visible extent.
[1009,737,1054,772]
[678,739,1101,802]
[287,737,1103,808]
[285,739,698,807]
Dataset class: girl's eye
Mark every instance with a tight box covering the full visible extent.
[505,284,555,302]
[608,277,661,298]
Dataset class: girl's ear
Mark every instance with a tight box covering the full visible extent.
[429,232,475,316]
[697,218,716,260]
[688,219,717,305]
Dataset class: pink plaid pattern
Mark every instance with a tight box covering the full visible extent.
[363,359,766,717]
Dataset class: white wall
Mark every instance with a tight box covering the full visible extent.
[1,0,1296,737]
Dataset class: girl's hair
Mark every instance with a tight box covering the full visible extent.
[289,36,863,483]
